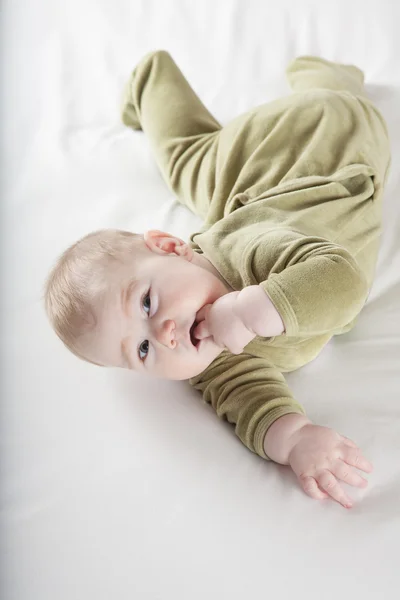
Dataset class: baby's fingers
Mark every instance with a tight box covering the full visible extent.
[342,447,373,474]
[341,435,358,449]
[298,475,329,501]
[196,305,211,323]
[317,471,353,508]
[194,321,211,340]
[332,461,368,488]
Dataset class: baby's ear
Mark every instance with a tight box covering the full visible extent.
[144,230,193,260]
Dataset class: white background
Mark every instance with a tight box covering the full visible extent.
[1,1,400,599]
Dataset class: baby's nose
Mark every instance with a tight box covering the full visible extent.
[156,319,176,349]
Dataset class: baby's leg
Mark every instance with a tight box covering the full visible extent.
[286,56,366,96]
[122,50,221,218]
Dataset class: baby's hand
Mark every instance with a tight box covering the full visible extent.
[288,423,373,508]
[195,293,255,354]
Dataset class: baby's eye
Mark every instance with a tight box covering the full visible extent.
[143,292,151,314]
[138,340,149,361]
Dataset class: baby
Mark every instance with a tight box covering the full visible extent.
[45,51,391,508]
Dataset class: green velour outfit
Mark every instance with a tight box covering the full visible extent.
[122,50,391,459]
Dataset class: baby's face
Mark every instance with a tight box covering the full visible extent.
[86,231,231,379]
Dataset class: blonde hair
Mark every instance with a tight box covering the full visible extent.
[44,229,143,364]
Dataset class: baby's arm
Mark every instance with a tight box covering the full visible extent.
[191,352,372,508]
[196,230,368,352]
[190,352,306,458]
[196,231,369,355]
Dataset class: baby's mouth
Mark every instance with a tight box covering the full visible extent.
[189,320,200,348]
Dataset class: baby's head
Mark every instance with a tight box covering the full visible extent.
[45,229,228,380]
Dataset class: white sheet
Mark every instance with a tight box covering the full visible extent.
[2,1,400,598]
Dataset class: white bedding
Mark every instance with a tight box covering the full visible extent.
[2,1,400,598]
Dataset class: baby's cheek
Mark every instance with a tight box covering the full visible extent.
[153,352,190,380]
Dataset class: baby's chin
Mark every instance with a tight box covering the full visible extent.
[169,342,224,381]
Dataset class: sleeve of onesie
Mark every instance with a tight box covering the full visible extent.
[251,229,369,337]
[189,351,306,460]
